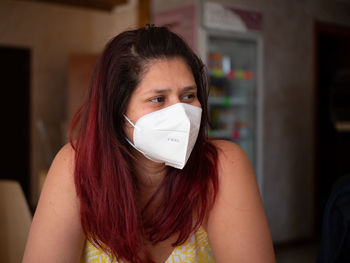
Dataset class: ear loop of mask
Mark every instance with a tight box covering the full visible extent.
[123,114,136,128]
[123,115,146,155]
[123,114,162,163]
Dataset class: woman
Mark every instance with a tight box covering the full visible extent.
[23,26,276,263]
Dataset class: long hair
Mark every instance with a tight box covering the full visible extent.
[69,26,218,263]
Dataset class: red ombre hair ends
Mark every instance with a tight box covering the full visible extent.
[69,27,218,262]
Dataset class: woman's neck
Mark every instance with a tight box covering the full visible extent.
[132,150,168,197]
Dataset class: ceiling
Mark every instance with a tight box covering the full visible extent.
[21,0,129,11]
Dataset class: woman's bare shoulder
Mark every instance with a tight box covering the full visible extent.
[22,143,84,262]
[209,139,257,204]
[210,138,241,151]
[206,139,276,262]
[51,142,76,173]
[36,142,77,208]
[210,139,251,172]
[37,143,77,195]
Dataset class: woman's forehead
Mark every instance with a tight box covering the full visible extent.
[134,58,195,94]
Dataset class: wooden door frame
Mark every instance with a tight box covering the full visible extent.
[138,0,151,27]
[312,20,350,235]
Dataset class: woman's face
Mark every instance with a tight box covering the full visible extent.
[124,57,201,142]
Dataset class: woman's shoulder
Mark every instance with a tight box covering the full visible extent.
[47,142,76,180]
[205,140,276,262]
[209,139,252,174]
[37,142,78,216]
[209,139,256,204]
[22,143,84,262]
[54,142,76,166]
[210,138,241,152]
[208,138,257,199]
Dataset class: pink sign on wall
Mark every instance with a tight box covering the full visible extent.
[153,5,197,52]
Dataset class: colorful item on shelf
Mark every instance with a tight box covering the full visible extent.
[222,96,231,107]
[232,129,240,140]
[244,71,252,80]
[222,56,231,74]
[228,70,235,79]
[209,85,226,97]
[239,121,249,138]
[209,108,221,129]
[208,52,223,70]
[210,68,253,80]
[235,70,244,79]
[212,68,223,77]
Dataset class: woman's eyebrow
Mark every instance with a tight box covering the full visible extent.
[182,86,197,92]
[143,86,197,95]
[143,89,171,95]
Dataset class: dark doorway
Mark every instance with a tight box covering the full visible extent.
[0,46,31,205]
[314,22,350,233]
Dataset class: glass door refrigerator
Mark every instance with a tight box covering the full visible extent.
[153,0,264,193]
[201,30,264,192]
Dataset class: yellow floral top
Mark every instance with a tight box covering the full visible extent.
[81,226,215,263]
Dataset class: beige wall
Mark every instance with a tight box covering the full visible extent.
[0,0,137,206]
[153,0,350,242]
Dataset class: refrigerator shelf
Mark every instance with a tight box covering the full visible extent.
[209,129,252,140]
[208,96,247,106]
[209,69,253,81]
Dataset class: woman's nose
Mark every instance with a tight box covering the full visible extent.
[167,96,181,106]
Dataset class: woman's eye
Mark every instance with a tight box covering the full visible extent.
[182,93,196,101]
[149,96,164,103]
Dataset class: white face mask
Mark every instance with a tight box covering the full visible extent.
[124,103,202,169]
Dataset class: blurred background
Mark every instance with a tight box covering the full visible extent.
[0,0,350,262]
